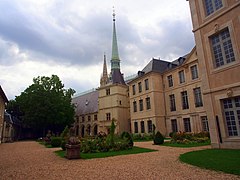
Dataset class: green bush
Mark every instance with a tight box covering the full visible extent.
[171,132,210,144]
[61,140,66,150]
[154,131,164,145]
[121,132,133,148]
[169,132,176,138]
[51,137,62,147]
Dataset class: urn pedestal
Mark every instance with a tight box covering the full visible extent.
[65,144,80,159]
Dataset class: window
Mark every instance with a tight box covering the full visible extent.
[169,94,176,111]
[147,120,153,133]
[94,114,98,121]
[223,97,240,136]
[88,115,91,121]
[183,118,191,132]
[132,85,136,95]
[167,75,173,87]
[171,119,178,132]
[134,122,138,133]
[179,70,185,84]
[139,99,143,111]
[106,88,110,95]
[133,101,137,112]
[146,97,151,110]
[138,82,142,93]
[201,116,209,132]
[211,28,235,68]
[144,79,149,90]
[204,0,223,16]
[181,91,189,109]
[141,121,145,133]
[194,87,203,107]
[190,65,198,80]
[106,113,111,121]
[82,116,85,122]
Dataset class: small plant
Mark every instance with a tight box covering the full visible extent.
[51,137,62,147]
[60,126,69,150]
[154,131,164,145]
[109,119,116,148]
[169,132,176,138]
[121,131,133,148]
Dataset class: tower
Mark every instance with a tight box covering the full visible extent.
[98,8,130,134]
[110,9,125,85]
[100,53,109,86]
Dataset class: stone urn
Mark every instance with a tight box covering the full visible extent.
[65,144,80,159]
[65,128,81,159]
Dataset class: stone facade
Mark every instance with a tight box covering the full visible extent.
[0,86,9,143]
[188,0,240,148]
[129,47,208,136]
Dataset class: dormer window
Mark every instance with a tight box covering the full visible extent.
[85,100,89,106]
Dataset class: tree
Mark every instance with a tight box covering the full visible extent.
[15,75,75,137]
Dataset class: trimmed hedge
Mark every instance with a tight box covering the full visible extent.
[51,137,62,147]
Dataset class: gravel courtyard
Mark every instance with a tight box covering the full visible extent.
[0,141,239,180]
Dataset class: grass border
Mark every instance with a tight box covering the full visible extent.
[179,149,240,175]
[161,141,210,148]
[55,146,157,159]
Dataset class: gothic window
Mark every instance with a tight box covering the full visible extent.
[106,88,110,95]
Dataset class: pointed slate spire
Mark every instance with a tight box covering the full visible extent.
[100,53,109,86]
[111,8,120,71]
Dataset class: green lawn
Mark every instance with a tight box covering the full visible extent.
[179,149,240,175]
[161,141,210,148]
[55,146,156,159]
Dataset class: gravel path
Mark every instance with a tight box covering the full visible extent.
[0,141,239,180]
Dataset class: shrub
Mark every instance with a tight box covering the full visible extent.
[169,132,176,138]
[61,140,66,151]
[121,132,133,148]
[51,137,62,147]
[171,132,210,144]
[154,131,164,145]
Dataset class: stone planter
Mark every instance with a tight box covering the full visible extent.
[65,144,80,159]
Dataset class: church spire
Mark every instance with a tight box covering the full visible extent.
[100,53,109,86]
[111,8,120,71]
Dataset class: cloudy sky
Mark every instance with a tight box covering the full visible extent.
[0,0,195,100]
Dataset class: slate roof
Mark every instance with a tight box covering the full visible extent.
[72,90,99,116]
[112,69,126,85]
[142,58,170,74]
[0,85,8,103]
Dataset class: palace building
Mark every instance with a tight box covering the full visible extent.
[73,1,240,149]
[187,0,240,149]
